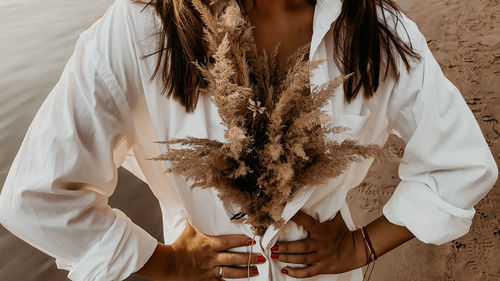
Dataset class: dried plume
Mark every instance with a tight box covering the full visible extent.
[150,0,402,236]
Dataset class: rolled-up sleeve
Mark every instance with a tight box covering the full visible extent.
[0,2,158,280]
[383,20,498,245]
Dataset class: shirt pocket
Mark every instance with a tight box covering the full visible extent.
[338,107,372,141]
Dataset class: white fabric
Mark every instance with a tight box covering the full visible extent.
[0,0,497,280]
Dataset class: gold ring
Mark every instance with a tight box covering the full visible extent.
[219,265,223,277]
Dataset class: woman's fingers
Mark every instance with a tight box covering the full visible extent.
[272,252,319,264]
[282,264,322,278]
[212,265,259,279]
[215,252,266,266]
[209,234,255,251]
[273,238,318,254]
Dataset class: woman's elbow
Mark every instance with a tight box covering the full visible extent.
[0,184,44,233]
[470,145,498,201]
[483,153,498,191]
[472,151,499,204]
[0,185,21,231]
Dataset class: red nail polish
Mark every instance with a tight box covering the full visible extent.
[271,245,279,251]
[281,268,288,274]
[257,256,266,263]
[253,267,259,275]
[248,238,256,245]
[271,253,279,260]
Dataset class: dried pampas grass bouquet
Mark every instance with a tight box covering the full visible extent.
[151,0,402,236]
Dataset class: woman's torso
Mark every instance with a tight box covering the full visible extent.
[115,0,402,280]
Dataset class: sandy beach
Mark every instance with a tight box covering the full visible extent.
[0,0,498,280]
[349,0,500,280]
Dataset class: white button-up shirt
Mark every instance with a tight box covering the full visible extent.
[0,0,497,280]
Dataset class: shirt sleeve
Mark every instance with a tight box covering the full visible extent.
[382,18,498,245]
[0,2,158,280]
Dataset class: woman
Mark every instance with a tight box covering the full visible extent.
[0,0,497,280]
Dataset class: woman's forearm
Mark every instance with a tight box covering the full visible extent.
[362,215,415,260]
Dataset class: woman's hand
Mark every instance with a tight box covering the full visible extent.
[271,210,367,278]
[136,219,265,281]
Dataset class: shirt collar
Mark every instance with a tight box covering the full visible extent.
[309,0,342,60]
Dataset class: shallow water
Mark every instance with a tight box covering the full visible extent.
[0,1,162,280]
[0,0,113,184]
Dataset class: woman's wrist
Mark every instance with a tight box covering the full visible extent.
[351,215,415,271]
[360,226,378,263]
[361,215,415,260]
[353,228,371,268]
[135,242,175,280]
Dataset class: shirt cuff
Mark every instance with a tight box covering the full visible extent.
[382,180,475,245]
[57,208,158,281]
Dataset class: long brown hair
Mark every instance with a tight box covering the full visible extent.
[132,0,420,112]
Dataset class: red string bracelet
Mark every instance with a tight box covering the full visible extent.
[360,226,377,264]
[360,229,371,265]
